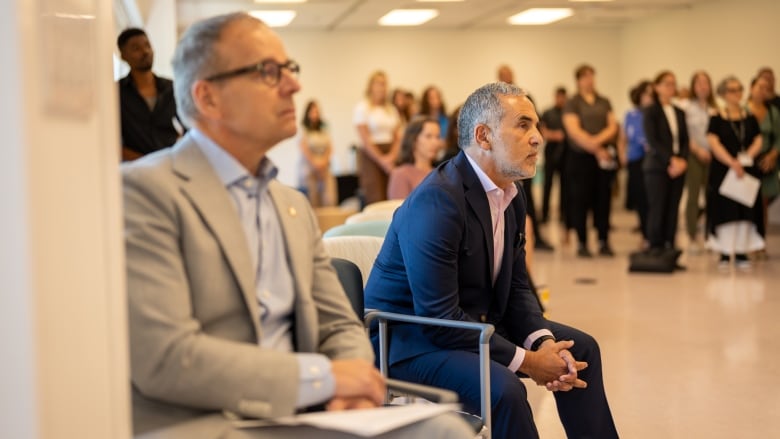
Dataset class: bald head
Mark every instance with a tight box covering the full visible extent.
[497,65,514,85]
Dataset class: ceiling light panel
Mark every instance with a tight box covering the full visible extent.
[254,0,306,4]
[249,10,297,27]
[379,9,439,26]
[508,8,573,25]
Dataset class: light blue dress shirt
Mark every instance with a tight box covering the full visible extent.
[191,128,335,409]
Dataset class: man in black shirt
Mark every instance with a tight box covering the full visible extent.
[540,87,568,226]
[496,64,553,251]
[117,28,181,161]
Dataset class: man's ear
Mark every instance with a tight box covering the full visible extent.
[191,79,221,120]
[474,123,492,151]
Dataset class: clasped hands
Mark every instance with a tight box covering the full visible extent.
[521,339,588,392]
[667,156,688,178]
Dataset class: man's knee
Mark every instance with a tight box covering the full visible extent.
[491,374,529,414]
[571,330,602,364]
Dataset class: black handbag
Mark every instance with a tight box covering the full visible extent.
[629,248,681,274]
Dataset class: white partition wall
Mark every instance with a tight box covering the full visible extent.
[0,0,131,437]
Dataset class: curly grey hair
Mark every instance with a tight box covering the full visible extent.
[716,75,741,97]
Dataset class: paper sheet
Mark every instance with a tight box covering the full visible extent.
[232,403,461,437]
[718,168,760,207]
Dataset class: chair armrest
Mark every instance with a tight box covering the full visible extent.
[364,310,494,438]
[385,378,459,404]
[364,310,495,343]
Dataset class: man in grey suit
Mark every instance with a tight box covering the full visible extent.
[123,12,471,439]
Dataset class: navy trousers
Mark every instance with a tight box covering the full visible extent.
[389,321,619,439]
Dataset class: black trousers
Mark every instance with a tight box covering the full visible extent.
[390,321,620,439]
[542,142,567,223]
[644,171,685,249]
[566,151,614,246]
[522,179,546,243]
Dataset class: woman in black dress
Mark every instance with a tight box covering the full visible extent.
[706,76,764,270]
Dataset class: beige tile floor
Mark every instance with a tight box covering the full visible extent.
[526,207,780,438]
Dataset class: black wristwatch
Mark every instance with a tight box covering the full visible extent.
[530,335,555,351]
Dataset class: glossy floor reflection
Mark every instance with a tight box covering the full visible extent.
[526,207,780,439]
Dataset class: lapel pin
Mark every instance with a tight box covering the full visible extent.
[288,207,297,217]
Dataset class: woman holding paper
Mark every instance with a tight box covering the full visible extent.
[706,76,764,271]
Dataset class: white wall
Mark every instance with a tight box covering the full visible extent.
[619,0,779,110]
[271,27,623,186]
[0,0,131,437]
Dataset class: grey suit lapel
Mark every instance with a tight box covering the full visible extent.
[170,137,263,338]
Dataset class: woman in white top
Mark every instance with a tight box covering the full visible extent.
[683,71,717,253]
[354,71,402,205]
[298,100,337,207]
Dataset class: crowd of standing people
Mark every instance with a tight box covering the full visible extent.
[115,27,779,270]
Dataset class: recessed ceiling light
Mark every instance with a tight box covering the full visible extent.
[379,9,439,26]
[254,0,306,3]
[508,8,573,25]
[249,10,297,27]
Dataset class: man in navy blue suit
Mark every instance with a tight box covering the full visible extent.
[364,82,619,439]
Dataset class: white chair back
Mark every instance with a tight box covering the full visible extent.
[345,210,395,225]
[362,199,404,213]
[323,236,384,286]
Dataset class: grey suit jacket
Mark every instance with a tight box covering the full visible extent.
[123,134,373,434]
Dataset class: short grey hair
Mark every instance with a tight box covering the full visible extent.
[716,75,741,97]
[457,82,528,149]
[172,12,265,126]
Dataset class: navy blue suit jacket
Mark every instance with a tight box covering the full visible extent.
[364,151,550,368]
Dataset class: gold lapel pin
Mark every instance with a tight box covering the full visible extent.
[288,207,297,217]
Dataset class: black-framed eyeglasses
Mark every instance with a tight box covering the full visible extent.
[205,59,300,86]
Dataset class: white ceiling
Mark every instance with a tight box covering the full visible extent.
[176,0,716,31]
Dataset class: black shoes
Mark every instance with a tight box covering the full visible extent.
[535,239,555,252]
[578,242,614,258]
[577,245,593,258]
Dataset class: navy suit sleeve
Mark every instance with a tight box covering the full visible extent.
[503,188,550,342]
[397,184,520,366]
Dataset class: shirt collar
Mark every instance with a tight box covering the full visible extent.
[464,153,499,193]
[464,153,519,202]
[190,127,278,192]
